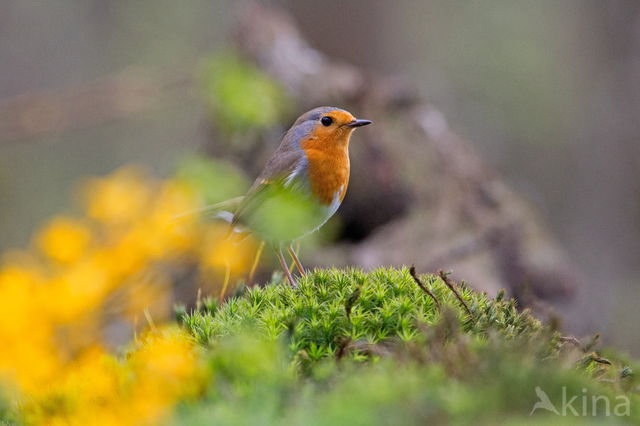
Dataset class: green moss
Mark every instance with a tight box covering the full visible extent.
[183,267,541,362]
[174,267,640,424]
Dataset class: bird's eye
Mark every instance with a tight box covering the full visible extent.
[321,116,333,126]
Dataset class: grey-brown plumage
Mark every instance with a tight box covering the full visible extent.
[232,107,346,229]
[203,106,371,287]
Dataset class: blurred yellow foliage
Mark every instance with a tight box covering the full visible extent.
[22,327,203,426]
[82,168,153,225]
[200,224,256,274]
[35,217,92,264]
[0,165,257,424]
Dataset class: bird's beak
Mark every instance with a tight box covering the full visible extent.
[345,119,372,128]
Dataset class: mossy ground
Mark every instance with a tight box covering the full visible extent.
[175,267,640,425]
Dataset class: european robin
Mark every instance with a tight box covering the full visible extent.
[221,106,371,287]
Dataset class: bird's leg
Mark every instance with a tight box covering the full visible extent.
[276,246,297,288]
[287,244,306,276]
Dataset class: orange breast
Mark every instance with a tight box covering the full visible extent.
[300,139,350,206]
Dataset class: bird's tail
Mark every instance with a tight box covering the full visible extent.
[171,196,244,224]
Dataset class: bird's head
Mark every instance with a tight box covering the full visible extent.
[288,106,372,149]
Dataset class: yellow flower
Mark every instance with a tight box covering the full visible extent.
[21,328,206,426]
[0,164,248,422]
[96,231,149,280]
[146,181,201,258]
[200,223,257,274]
[81,167,152,225]
[22,347,119,425]
[126,327,204,423]
[45,258,115,322]
[131,327,198,386]
[0,266,60,392]
[151,181,200,225]
[35,216,92,264]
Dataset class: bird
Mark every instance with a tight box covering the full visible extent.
[212,106,371,287]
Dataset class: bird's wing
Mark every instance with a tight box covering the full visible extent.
[232,148,307,226]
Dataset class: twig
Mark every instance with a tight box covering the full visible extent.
[409,266,440,309]
[143,308,157,332]
[437,269,473,318]
[584,333,600,352]
[559,335,582,348]
[578,352,612,368]
[345,286,362,319]
[248,240,265,285]
[219,260,231,303]
[591,354,612,366]
[335,337,351,361]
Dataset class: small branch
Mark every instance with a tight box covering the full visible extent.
[409,266,440,309]
[579,352,612,368]
[345,286,361,319]
[559,335,582,348]
[591,354,612,366]
[437,269,473,318]
[335,337,351,361]
[583,333,600,352]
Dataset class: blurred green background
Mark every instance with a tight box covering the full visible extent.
[1,0,639,351]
